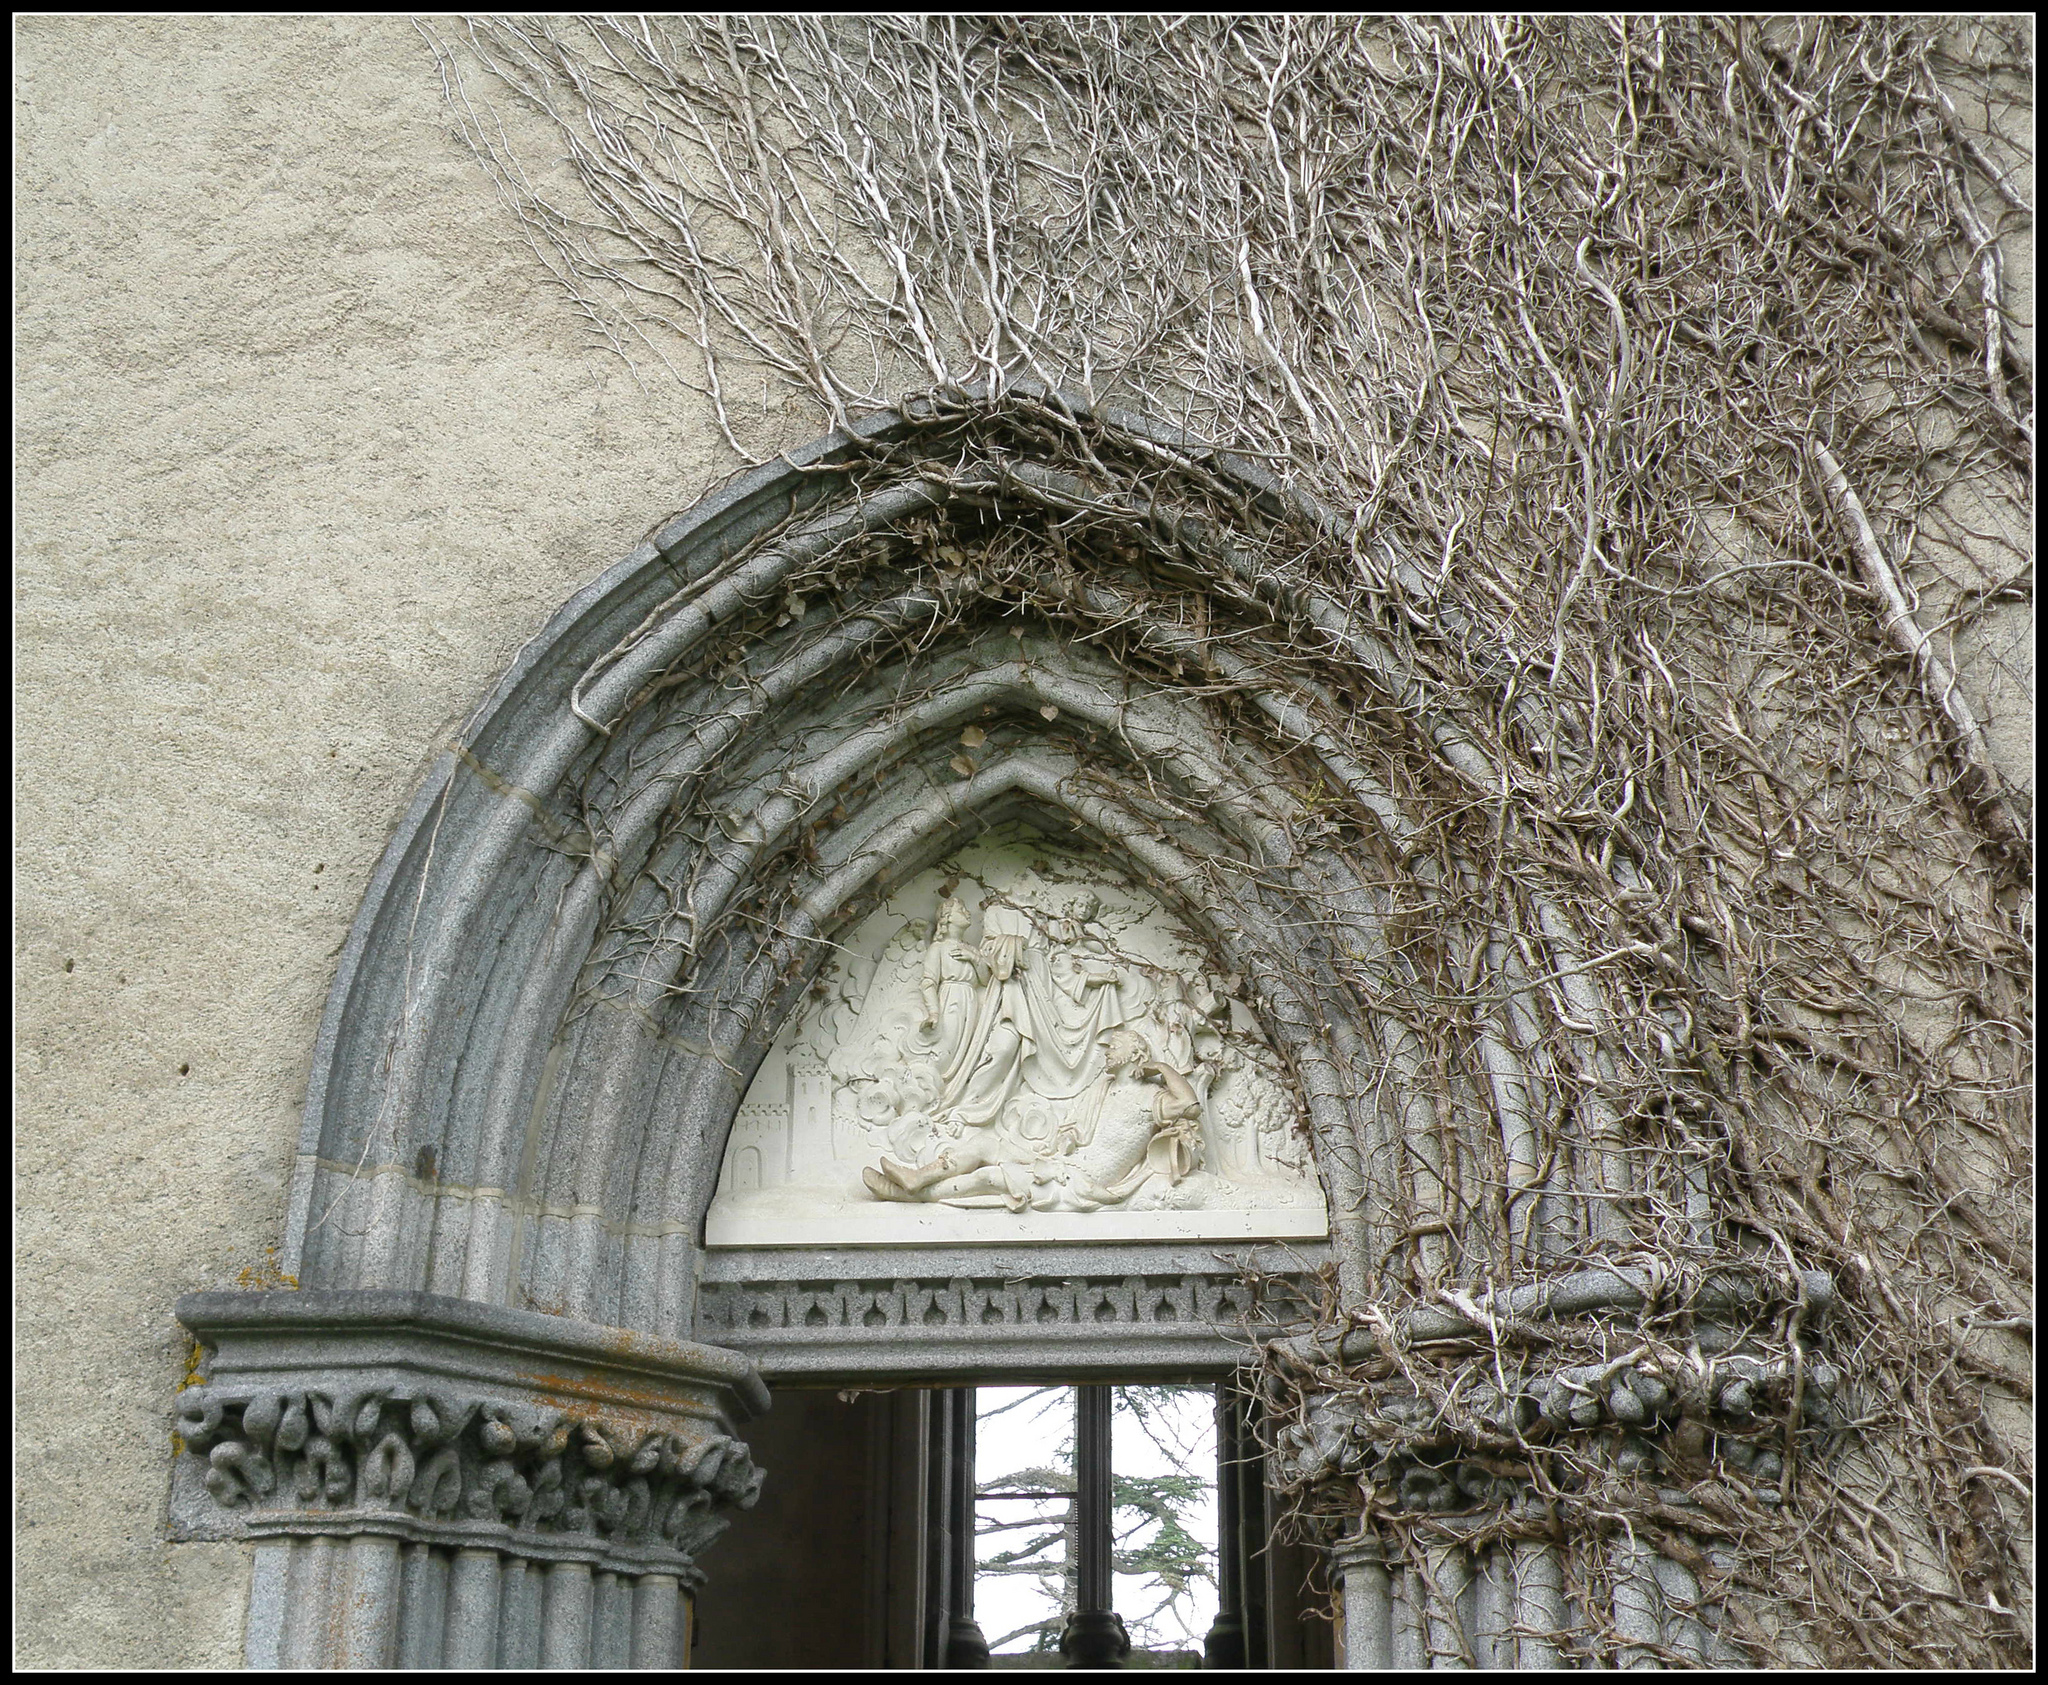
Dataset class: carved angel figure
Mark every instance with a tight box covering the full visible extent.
[1020,890,1143,1102]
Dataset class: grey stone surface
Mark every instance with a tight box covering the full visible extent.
[697,1242,1332,1382]
[1266,1264,1835,1371]
[173,1293,765,1545]
[277,403,1411,1347]
[230,381,1416,1662]
[177,1287,768,1412]
[698,1238,1330,1283]
[15,16,2028,1674]
[1288,1267,1826,1670]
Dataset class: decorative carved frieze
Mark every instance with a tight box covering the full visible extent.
[698,1270,1272,1382]
[1267,1267,1843,1519]
[1275,1351,1844,1516]
[175,1382,760,1581]
[700,1270,1254,1334]
[698,1237,1332,1381]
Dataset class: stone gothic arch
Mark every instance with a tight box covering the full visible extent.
[171,391,1826,1668]
[278,391,1427,1323]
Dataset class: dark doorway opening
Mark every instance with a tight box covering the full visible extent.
[693,1382,1334,1670]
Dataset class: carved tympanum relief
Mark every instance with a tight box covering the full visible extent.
[706,829,1328,1244]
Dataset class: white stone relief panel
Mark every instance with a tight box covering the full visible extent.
[706,827,1329,1246]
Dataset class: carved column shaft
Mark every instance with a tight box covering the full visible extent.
[1060,1386,1130,1668]
[1331,1535,1390,1671]
[941,1389,992,1668]
[249,1534,693,1669]
[1203,1386,1248,1668]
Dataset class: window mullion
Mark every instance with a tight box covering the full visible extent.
[1060,1384,1130,1667]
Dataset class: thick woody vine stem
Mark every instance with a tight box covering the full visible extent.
[1809,438,2021,845]
[421,15,2031,1669]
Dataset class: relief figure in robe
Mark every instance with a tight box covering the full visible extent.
[860,1029,1202,1212]
[940,895,1036,1126]
[1148,970,1228,1083]
[904,893,1028,1128]
[918,897,987,1078]
[1018,890,1144,1108]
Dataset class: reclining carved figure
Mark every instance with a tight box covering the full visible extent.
[861,1028,1203,1213]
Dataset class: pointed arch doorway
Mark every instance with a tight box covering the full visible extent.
[685,797,1343,1669]
[173,391,1417,1669]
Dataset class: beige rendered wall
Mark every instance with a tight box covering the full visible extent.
[13,16,744,1666]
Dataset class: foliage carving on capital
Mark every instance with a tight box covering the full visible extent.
[1272,1349,1846,1519]
[174,1383,762,1560]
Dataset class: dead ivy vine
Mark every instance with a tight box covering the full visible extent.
[423,15,2030,1667]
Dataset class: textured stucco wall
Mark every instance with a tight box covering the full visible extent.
[14,16,737,1666]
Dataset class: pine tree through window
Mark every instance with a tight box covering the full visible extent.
[974,1385,1220,1667]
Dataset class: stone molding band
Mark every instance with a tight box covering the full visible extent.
[1265,1264,1835,1372]
[700,1270,1266,1381]
[231,1512,732,1586]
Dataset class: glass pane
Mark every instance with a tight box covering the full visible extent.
[975,1385,1075,1660]
[1111,1385,1218,1661]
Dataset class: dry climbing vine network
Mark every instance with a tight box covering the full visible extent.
[424,15,2031,1667]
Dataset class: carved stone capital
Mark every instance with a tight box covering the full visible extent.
[1268,1267,1844,1519]
[171,1291,769,1586]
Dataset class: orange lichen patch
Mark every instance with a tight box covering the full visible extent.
[517,1368,724,1435]
[176,1335,208,1394]
[234,1247,300,1291]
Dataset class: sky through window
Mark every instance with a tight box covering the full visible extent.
[974,1385,1218,1660]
